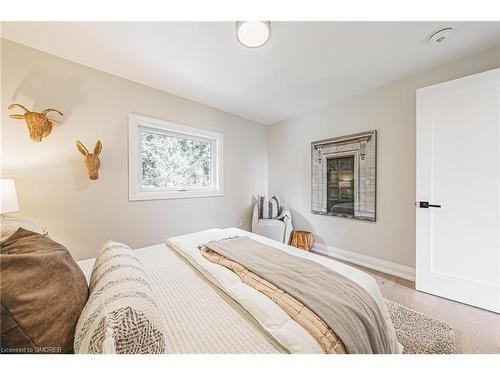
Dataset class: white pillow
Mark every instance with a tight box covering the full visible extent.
[0,215,48,245]
[74,241,166,354]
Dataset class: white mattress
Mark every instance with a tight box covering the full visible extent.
[78,243,286,353]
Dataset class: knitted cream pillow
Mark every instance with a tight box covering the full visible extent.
[74,241,166,354]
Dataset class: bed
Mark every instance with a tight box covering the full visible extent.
[78,228,403,354]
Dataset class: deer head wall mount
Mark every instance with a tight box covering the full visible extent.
[76,140,102,180]
[8,104,63,142]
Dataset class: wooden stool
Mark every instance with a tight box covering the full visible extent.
[290,231,313,251]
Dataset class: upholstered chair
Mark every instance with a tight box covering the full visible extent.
[251,202,293,244]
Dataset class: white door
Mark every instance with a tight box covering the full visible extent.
[416,68,500,313]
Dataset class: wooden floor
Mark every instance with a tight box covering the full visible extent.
[324,257,500,354]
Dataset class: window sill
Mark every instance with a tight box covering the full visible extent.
[129,189,224,201]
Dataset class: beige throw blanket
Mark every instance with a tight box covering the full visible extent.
[200,236,393,354]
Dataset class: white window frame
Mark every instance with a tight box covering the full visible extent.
[128,113,224,201]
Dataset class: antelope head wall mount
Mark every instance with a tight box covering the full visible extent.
[76,140,102,180]
[8,104,63,142]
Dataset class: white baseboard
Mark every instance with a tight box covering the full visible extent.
[312,242,415,282]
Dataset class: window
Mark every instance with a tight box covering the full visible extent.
[129,114,223,200]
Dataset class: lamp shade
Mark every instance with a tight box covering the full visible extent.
[1,179,20,214]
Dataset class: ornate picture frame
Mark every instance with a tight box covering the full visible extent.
[311,130,377,221]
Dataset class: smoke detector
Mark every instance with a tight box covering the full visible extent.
[429,28,454,44]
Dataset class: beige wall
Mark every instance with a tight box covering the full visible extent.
[1,40,268,260]
[3,38,499,268]
[268,46,500,268]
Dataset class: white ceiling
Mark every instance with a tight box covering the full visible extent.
[2,22,499,125]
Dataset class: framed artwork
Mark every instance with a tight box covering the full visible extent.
[311,130,377,221]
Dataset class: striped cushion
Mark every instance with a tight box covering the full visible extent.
[258,195,282,219]
[74,241,166,354]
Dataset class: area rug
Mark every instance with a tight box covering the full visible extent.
[385,299,456,354]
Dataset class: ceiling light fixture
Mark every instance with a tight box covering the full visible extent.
[235,21,271,48]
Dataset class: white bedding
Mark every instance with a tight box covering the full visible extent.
[167,227,403,354]
[78,243,286,353]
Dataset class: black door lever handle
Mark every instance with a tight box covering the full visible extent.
[418,201,441,208]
